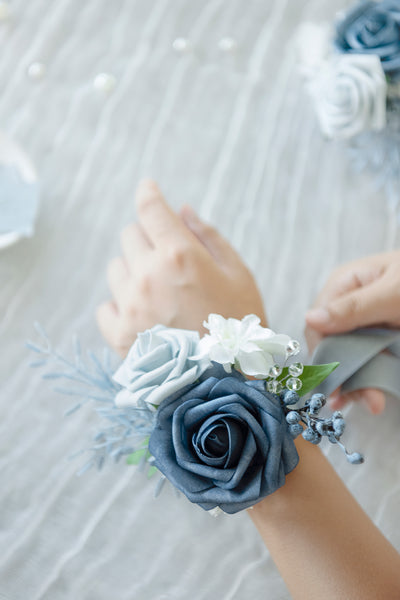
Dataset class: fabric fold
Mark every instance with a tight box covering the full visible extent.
[312,328,400,398]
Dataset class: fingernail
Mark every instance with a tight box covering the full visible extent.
[305,307,330,325]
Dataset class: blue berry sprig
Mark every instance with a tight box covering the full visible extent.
[280,390,364,465]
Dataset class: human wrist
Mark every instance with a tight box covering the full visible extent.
[248,436,324,519]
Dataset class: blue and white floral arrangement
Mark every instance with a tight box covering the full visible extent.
[297,0,400,197]
[29,314,363,515]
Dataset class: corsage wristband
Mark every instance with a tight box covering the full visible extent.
[28,314,363,515]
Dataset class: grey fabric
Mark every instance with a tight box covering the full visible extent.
[312,328,400,397]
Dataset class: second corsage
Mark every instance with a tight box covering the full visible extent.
[297,0,400,194]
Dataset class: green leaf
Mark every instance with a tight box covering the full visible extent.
[147,466,158,479]
[126,448,149,465]
[276,362,339,397]
[126,437,152,465]
[296,363,339,397]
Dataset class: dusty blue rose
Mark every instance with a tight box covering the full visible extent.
[335,0,400,80]
[148,365,299,514]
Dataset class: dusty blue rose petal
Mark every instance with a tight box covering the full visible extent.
[193,415,244,468]
[211,429,258,491]
[191,468,265,514]
[335,0,400,79]
[149,371,299,514]
[210,377,284,422]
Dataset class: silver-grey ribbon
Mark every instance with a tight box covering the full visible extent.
[311,328,400,398]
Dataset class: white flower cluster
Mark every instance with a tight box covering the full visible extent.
[198,314,291,378]
[113,315,295,409]
[297,22,387,140]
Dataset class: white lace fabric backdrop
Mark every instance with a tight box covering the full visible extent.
[1,1,400,598]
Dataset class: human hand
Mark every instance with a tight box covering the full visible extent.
[305,250,400,414]
[96,179,267,357]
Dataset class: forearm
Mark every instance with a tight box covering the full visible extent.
[249,437,400,600]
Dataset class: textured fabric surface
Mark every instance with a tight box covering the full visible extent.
[1,0,400,598]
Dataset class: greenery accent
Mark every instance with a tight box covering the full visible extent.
[126,437,150,465]
[278,362,339,396]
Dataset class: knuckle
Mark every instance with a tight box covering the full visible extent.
[165,244,193,269]
[198,221,215,238]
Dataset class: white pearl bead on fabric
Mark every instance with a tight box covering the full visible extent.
[172,37,192,53]
[93,72,117,94]
[27,62,46,81]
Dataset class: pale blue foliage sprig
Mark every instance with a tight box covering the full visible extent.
[27,323,156,476]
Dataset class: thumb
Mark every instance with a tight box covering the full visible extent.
[180,204,239,267]
[305,280,390,334]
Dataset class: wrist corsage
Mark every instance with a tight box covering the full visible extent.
[297,0,400,194]
[28,314,363,515]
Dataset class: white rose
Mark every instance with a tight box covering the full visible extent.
[113,325,211,409]
[198,314,292,379]
[308,54,387,140]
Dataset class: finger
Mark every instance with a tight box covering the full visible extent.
[96,301,133,357]
[120,222,152,273]
[329,388,385,415]
[304,323,323,355]
[180,204,239,267]
[106,257,130,309]
[96,300,120,344]
[136,179,194,248]
[328,388,345,410]
[361,389,386,415]
[304,278,391,334]
[314,260,384,310]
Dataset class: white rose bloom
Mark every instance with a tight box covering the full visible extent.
[198,314,292,379]
[113,325,211,409]
[308,54,387,140]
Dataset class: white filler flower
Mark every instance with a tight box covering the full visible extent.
[199,314,291,379]
[308,54,387,140]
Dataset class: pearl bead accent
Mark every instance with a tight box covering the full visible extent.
[93,72,116,94]
[218,37,238,52]
[0,1,11,22]
[27,62,46,81]
[172,38,191,53]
